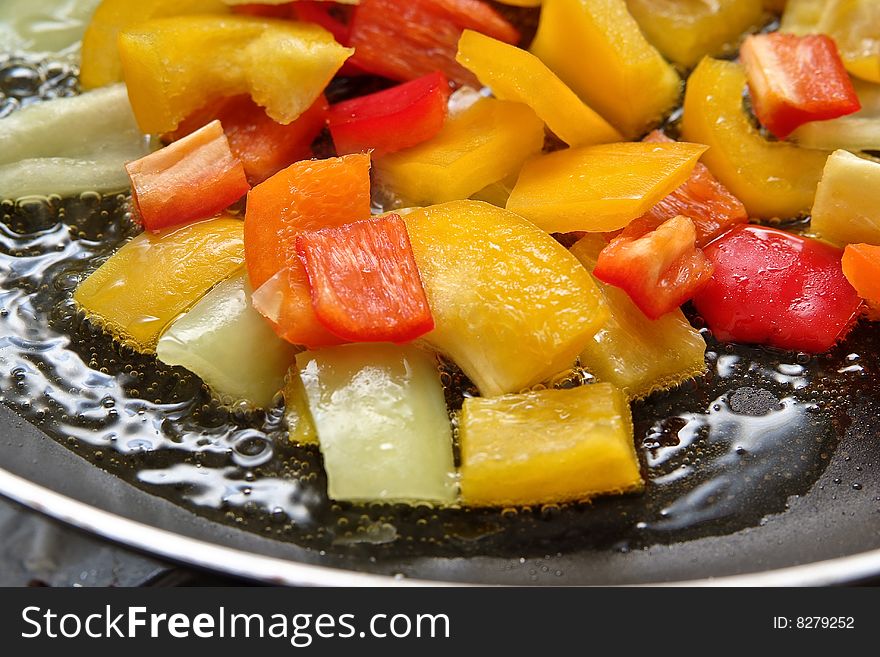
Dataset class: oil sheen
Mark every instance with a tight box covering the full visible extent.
[0,47,875,561]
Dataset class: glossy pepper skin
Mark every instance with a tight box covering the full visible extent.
[693,224,861,353]
[530,0,681,139]
[348,0,520,86]
[328,72,451,157]
[681,57,830,220]
[117,15,352,134]
[740,32,861,139]
[126,120,250,232]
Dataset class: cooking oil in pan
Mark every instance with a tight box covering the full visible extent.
[1,190,872,560]
[0,41,876,560]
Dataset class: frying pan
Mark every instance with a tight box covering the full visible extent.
[2,5,880,586]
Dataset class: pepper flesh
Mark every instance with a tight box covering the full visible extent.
[459,383,642,507]
[74,216,245,351]
[455,29,621,147]
[530,0,681,139]
[571,235,707,400]
[403,200,608,397]
[374,97,544,206]
[296,343,457,503]
[625,0,763,68]
[810,149,880,247]
[79,0,230,89]
[681,57,830,219]
[506,141,707,233]
[125,120,250,232]
[118,15,352,134]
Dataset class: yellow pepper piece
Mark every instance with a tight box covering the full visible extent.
[404,200,608,397]
[530,0,681,139]
[681,57,830,220]
[811,150,880,247]
[506,141,707,233]
[625,0,764,68]
[80,0,229,90]
[455,30,621,147]
[570,235,707,400]
[374,97,544,206]
[74,216,245,351]
[118,15,352,134]
[459,383,643,507]
[284,369,318,445]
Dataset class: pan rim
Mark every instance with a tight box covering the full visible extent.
[2,465,879,587]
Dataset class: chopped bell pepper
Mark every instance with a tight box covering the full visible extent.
[740,32,861,139]
[594,215,715,319]
[624,130,748,247]
[169,94,329,185]
[811,149,880,247]
[296,343,457,503]
[74,216,245,351]
[693,224,861,353]
[455,29,621,147]
[348,0,520,86]
[681,57,830,219]
[328,72,451,157]
[126,120,250,232]
[570,235,707,400]
[842,243,880,319]
[459,383,642,507]
[295,215,435,343]
[118,15,352,134]
[156,269,298,408]
[251,266,346,348]
[505,141,707,233]
[80,0,230,89]
[625,0,763,68]
[403,200,608,397]
[283,367,318,445]
[374,96,544,206]
[245,153,371,347]
[530,0,681,139]
[244,153,371,290]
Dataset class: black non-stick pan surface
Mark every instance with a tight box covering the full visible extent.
[2,9,880,586]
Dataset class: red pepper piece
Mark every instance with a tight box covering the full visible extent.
[251,265,346,348]
[328,72,451,156]
[595,215,715,319]
[740,32,861,140]
[616,130,749,247]
[170,94,329,185]
[693,224,861,353]
[296,214,435,343]
[348,0,520,86]
[125,120,249,232]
